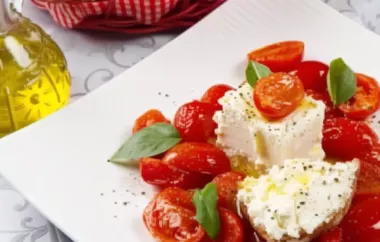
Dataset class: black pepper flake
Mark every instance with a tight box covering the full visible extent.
[305,193,309,196]
[271,217,274,220]
[300,192,304,195]
[338,194,342,198]
[158,92,161,95]
[334,178,339,183]
[303,166,307,171]
[300,201,305,205]
[114,202,117,205]
[297,206,300,209]
[323,181,327,185]
[165,94,169,97]
[315,214,318,216]
[293,122,297,126]
[100,193,104,196]
[377,120,380,124]
[141,191,146,195]
[328,195,331,200]
[308,165,312,168]
[123,202,129,206]
[112,190,116,193]
[114,215,117,218]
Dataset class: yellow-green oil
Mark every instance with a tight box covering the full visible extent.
[0,15,71,137]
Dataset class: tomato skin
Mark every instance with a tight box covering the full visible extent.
[212,172,245,212]
[322,118,378,160]
[163,143,231,176]
[173,101,219,142]
[253,72,305,120]
[248,41,304,72]
[317,228,342,242]
[132,109,170,133]
[340,197,380,242]
[201,84,234,109]
[202,208,244,242]
[354,159,380,196]
[292,61,329,92]
[140,157,212,189]
[143,187,204,242]
[305,90,342,118]
[339,73,380,120]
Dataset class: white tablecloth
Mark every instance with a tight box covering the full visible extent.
[1,0,380,241]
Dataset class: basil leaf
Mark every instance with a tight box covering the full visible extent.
[246,60,272,87]
[327,58,357,106]
[193,182,220,239]
[108,123,181,164]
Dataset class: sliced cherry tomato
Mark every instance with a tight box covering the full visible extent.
[305,89,342,118]
[212,172,245,212]
[253,72,305,120]
[352,193,380,206]
[340,197,380,242]
[339,73,380,120]
[360,143,380,164]
[163,142,231,176]
[355,159,380,196]
[132,109,170,133]
[322,118,378,160]
[292,61,329,92]
[173,101,219,142]
[202,208,244,242]
[140,157,212,189]
[248,41,304,72]
[143,187,204,242]
[317,228,342,242]
[201,84,234,109]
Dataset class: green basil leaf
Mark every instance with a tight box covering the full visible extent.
[108,123,181,164]
[246,60,272,87]
[327,58,357,106]
[193,182,220,239]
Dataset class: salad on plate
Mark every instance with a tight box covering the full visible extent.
[109,41,380,242]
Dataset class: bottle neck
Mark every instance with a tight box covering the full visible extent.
[0,0,23,33]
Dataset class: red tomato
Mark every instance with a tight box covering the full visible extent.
[360,143,380,164]
[173,101,219,142]
[340,197,380,242]
[214,208,244,242]
[140,157,212,189]
[201,84,234,109]
[248,41,304,72]
[202,208,244,242]
[322,118,378,160]
[212,172,245,212]
[143,187,204,242]
[317,228,342,242]
[132,109,170,133]
[305,89,342,118]
[253,72,305,120]
[163,143,231,176]
[355,159,380,196]
[339,73,380,120]
[292,61,329,92]
[352,193,380,206]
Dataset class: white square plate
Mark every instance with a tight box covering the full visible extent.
[1,0,380,241]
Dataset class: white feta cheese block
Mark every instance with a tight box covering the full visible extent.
[237,158,359,241]
[213,82,326,169]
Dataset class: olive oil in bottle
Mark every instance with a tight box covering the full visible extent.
[0,0,71,137]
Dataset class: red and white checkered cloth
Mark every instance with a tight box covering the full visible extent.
[31,0,179,28]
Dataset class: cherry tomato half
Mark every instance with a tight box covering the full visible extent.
[212,172,245,213]
[201,84,234,109]
[143,187,204,242]
[132,109,170,133]
[292,61,329,92]
[248,41,304,72]
[253,72,305,120]
[339,73,380,120]
[322,118,378,160]
[340,197,380,242]
[173,101,219,142]
[202,208,244,242]
[140,157,212,189]
[163,142,231,176]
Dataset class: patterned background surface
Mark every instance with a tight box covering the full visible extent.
[0,0,380,241]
